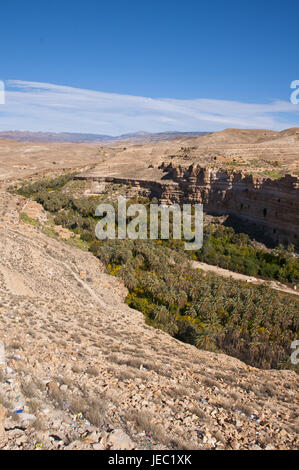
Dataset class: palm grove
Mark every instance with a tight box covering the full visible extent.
[13,174,299,371]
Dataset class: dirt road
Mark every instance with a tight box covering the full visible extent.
[192,261,299,297]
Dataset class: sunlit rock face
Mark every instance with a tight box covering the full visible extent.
[76,163,299,249]
[158,164,299,248]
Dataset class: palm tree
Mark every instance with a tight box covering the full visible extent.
[154,306,170,325]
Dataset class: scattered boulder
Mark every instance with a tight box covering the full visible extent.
[106,429,136,450]
[47,381,59,393]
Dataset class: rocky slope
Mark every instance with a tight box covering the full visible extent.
[0,188,298,450]
[1,127,298,183]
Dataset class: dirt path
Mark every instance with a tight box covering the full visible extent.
[192,261,299,297]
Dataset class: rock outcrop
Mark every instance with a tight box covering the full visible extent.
[76,163,299,249]
[159,163,299,248]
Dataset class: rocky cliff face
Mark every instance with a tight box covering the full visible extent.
[158,163,299,248]
[76,163,299,249]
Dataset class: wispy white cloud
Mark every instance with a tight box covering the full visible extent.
[0,80,298,135]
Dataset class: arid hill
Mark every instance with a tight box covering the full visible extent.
[0,130,209,144]
[0,127,298,183]
[0,187,298,450]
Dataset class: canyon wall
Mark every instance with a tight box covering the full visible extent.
[76,163,299,249]
[159,163,299,248]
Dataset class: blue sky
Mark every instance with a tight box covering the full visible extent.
[0,0,298,134]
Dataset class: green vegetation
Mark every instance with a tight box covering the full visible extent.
[42,224,58,239]
[20,212,39,227]
[195,226,299,284]
[95,238,298,370]
[260,169,285,179]
[15,175,299,370]
[16,173,76,197]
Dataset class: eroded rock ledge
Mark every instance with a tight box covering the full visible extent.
[76,163,299,249]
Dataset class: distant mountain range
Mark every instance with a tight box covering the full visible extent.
[0,130,210,143]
